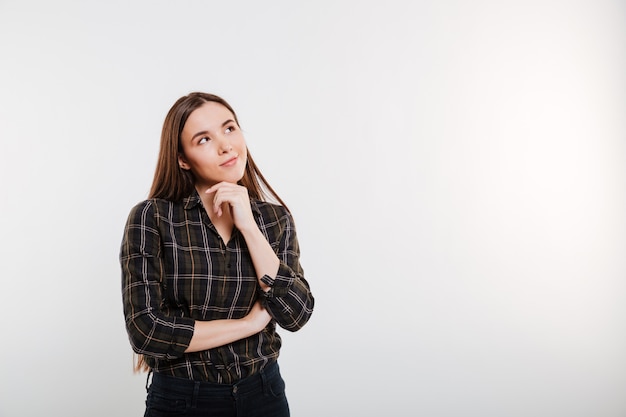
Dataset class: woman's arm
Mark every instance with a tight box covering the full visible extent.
[206,183,315,331]
[238,213,315,330]
[185,301,270,352]
[121,200,270,359]
[251,209,315,332]
[121,200,193,359]
[238,224,280,292]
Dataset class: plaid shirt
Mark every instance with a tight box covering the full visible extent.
[120,191,314,383]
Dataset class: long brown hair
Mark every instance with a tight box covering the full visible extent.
[149,92,287,207]
[135,92,288,373]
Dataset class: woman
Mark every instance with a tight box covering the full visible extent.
[120,92,314,417]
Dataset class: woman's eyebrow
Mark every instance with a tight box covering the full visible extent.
[191,119,236,141]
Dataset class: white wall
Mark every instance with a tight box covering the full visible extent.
[1,1,625,416]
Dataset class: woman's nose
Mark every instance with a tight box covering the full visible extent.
[216,136,232,153]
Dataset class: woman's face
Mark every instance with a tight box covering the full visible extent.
[179,101,248,188]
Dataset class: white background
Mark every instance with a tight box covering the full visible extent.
[1,1,625,416]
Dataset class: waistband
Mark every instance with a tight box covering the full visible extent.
[148,361,280,397]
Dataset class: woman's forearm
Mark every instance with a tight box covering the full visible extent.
[185,301,271,352]
[239,226,280,291]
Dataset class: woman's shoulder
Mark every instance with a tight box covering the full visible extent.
[128,197,170,212]
[252,199,286,212]
[125,197,186,220]
[252,200,293,223]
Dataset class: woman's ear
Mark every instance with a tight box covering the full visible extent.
[178,154,190,170]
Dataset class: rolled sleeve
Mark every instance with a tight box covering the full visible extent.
[260,209,314,332]
[120,200,195,359]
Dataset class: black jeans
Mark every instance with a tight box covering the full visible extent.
[144,361,290,417]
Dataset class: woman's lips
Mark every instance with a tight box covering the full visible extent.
[220,155,238,167]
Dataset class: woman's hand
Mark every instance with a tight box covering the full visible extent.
[243,300,272,332]
[206,182,280,297]
[205,182,256,232]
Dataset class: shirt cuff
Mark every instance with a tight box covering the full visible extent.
[261,264,297,299]
[260,274,275,288]
[260,274,275,299]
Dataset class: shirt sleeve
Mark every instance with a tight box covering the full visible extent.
[120,200,195,359]
[261,208,315,332]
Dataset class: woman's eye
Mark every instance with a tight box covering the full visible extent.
[199,136,210,144]
[225,126,234,134]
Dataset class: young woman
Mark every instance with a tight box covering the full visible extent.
[120,92,314,417]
